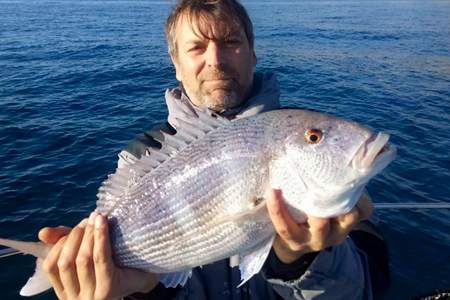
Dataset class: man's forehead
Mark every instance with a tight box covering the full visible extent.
[176,13,243,43]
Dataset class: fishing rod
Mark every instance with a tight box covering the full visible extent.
[1,202,449,259]
[374,203,450,209]
[0,248,20,259]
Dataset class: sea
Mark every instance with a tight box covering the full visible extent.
[0,1,449,299]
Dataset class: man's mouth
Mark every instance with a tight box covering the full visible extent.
[202,78,236,90]
[203,78,233,83]
[203,76,234,82]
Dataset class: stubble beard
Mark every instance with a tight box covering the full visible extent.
[190,77,245,112]
[185,81,248,113]
[199,88,242,112]
[184,68,252,112]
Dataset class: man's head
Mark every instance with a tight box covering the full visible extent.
[165,0,257,112]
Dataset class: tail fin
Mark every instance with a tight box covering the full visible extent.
[0,238,52,296]
[0,238,49,258]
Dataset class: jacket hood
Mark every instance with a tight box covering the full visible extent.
[165,72,281,129]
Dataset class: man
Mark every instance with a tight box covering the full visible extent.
[39,1,389,299]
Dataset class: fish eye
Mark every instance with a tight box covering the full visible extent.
[304,129,323,144]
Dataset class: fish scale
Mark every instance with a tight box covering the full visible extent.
[106,119,272,272]
[114,176,270,271]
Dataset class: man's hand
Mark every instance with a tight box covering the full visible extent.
[39,212,159,300]
[267,189,373,264]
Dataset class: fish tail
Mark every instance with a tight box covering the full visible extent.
[0,238,49,258]
[0,238,53,296]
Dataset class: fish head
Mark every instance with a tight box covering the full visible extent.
[268,110,396,219]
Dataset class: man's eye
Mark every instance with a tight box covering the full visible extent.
[188,45,204,52]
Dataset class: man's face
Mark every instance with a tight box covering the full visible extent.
[170,15,257,112]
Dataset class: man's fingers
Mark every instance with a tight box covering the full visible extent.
[333,192,373,237]
[307,216,331,251]
[337,207,360,231]
[76,212,97,296]
[356,192,374,221]
[267,189,302,243]
[93,214,114,299]
[58,219,87,298]
[42,236,67,299]
[329,193,374,246]
[39,226,71,245]
[326,207,358,246]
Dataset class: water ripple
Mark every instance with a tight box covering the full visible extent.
[1,1,449,298]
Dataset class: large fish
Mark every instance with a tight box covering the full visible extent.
[0,109,396,296]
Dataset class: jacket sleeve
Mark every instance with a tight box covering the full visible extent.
[262,190,390,300]
[263,238,368,300]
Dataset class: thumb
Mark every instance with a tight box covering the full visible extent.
[38,226,71,245]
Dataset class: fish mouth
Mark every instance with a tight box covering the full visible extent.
[351,132,396,171]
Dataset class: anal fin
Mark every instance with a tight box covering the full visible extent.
[238,235,275,287]
[0,238,53,296]
[159,270,192,288]
[20,258,52,296]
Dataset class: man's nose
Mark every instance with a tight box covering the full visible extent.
[205,42,226,67]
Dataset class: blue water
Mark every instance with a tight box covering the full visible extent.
[1,1,449,299]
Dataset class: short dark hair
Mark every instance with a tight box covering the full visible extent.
[165,0,254,55]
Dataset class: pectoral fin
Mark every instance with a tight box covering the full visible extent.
[212,197,268,226]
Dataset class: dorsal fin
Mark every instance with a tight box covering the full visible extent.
[96,109,231,215]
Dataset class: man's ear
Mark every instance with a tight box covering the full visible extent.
[170,53,182,82]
